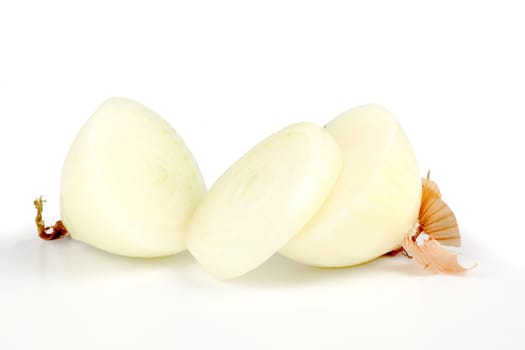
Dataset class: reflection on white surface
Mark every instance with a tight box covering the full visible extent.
[1,230,188,286]
[0,225,521,290]
[1,226,524,350]
[0,226,486,287]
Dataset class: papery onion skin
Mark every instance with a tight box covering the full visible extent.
[397,174,475,274]
[403,235,473,274]
[419,173,461,247]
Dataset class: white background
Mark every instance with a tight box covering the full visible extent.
[1,1,524,349]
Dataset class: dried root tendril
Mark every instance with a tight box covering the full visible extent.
[384,247,410,257]
[34,196,69,241]
[386,171,475,274]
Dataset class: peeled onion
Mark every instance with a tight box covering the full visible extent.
[281,104,422,267]
[186,122,342,279]
[60,97,206,257]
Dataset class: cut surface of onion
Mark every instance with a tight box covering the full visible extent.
[186,123,342,279]
[281,104,422,267]
[60,97,206,257]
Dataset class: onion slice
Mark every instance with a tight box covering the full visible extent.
[186,123,342,279]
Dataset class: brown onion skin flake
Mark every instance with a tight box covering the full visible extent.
[403,235,471,274]
[386,172,474,274]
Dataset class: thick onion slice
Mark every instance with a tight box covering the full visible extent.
[281,104,422,267]
[60,97,206,257]
[186,123,342,279]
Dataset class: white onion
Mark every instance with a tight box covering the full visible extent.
[281,104,422,267]
[60,97,206,257]
[186,123,342,279]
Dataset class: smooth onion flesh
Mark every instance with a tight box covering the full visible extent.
[60,97,206,257]
[281,104,422,267]
[186,122,342,279]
